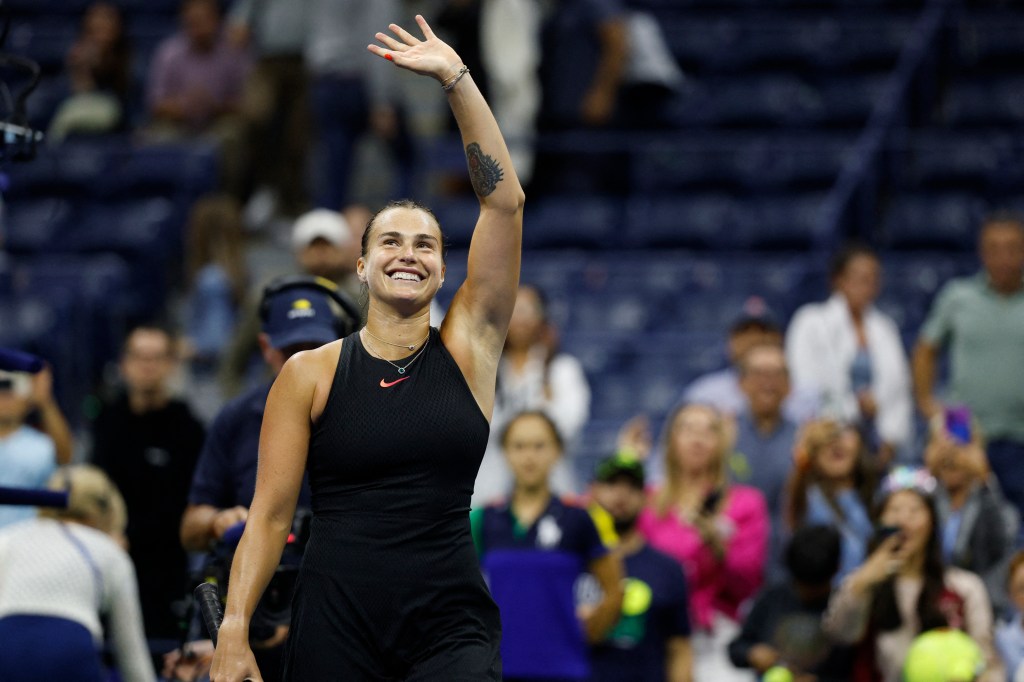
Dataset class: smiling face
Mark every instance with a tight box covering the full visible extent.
[812,426,861,483]
[357,206,445,312]
[739,344,790,419]
[879,489,935,563]
[503,413,563,491]
[925,435,982,492]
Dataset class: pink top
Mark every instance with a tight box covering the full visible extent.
[638,484,769,631]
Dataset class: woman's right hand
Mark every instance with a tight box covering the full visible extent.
[367,15,463,84]
[209,624,262,682]
[849,533,904,594]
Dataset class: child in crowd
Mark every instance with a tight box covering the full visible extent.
[471,411,623,681]
[729,524,855,681]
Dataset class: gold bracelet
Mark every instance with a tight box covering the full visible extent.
[442,65,470,93]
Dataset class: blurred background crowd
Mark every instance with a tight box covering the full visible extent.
[1,0,1024,680]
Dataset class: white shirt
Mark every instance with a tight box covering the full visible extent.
[472,347,591,507]
[786,293,913,450]
[0,518,155,682]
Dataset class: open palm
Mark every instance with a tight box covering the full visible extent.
[367,15,462,83]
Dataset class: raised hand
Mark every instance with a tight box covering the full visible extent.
[367,15,462,84]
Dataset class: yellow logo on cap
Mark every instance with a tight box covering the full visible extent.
[287,298,317,320]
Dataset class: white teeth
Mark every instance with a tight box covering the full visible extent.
[391,272,421,281]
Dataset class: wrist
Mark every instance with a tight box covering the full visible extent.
[218,615,249,640]
[438,62,464,84]
[34,398,57,412]
[441,64,470,92]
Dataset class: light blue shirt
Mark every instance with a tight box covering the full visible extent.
[0,426,57,528]
[682,367,821,424]
[996,614,1024,681]
[805,484,873,583]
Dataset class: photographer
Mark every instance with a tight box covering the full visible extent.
[179,277,354,680]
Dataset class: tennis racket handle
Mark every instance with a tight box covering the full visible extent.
[194,583,224,646]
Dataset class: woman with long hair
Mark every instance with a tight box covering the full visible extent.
[638,403,768,681]
[785,420,876,581]
[209,15,525,681]
[823,468,1003,682]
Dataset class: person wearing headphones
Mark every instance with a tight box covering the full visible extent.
[179,276,357,680]
[0,465,154,682]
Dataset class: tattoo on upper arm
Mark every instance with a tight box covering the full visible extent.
[465,142,504,197]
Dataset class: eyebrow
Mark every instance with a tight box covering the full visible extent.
[378,231,439,244]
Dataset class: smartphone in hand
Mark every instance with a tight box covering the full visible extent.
[873,524,903,551]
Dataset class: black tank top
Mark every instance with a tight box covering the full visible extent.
[285,328,502,678]
[308,326,490,523]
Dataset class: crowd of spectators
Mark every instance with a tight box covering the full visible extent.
[2,1,1024,681]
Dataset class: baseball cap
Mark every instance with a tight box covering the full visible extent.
[261,285,341,350]
[291,209,351,251]
[594,453,645,488]
[730,295,780,334]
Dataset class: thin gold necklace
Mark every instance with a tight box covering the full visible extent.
[362,326,429,352]
[362,330,430,375]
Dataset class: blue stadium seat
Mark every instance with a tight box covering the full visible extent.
[708,74,826,128]
[625,195,737,249]
[626,193,826,250]
[430,197,479,248]
[70,197,178,253]
[888,132,1013,191]
[3,140,114,198]
[955,16,1024,71]
[879,193,985,250]
[521,197,622,249]
[819,74,888,126]
[943,77,1024,127]
[99,142,220,199]
[3,197,75,252]
[631,133,852,193]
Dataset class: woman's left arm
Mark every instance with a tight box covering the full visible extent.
[369,16,524,335]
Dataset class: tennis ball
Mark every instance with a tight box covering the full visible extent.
[903,629,982,682]
[763,666,794,682]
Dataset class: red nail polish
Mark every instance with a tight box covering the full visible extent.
[385,54,393,61]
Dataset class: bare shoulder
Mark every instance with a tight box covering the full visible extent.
[277,340,345,421]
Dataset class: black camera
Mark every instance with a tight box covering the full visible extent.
[198,509,311,644]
